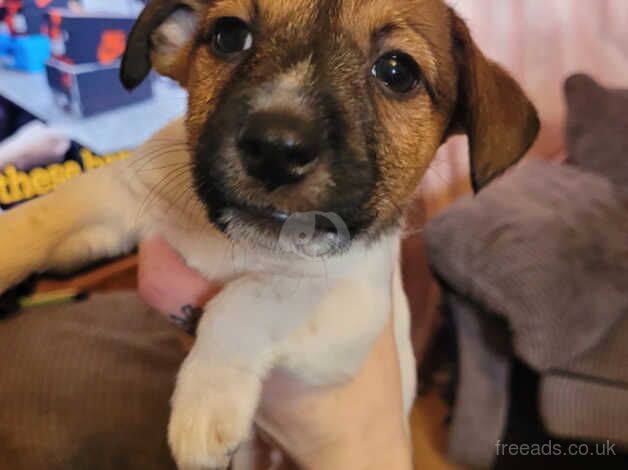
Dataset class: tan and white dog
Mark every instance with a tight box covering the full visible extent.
[0,0,538,468]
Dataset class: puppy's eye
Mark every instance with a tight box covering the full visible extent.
[371,52,422,94]
[211,17,253,56]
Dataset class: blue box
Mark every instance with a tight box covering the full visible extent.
[0,32,10,53]
[0,34,50,71]
[47,9,134,65]
[45,57,153,117]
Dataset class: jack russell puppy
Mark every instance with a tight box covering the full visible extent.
[0,0,539,468]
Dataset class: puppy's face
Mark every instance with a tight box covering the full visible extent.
[122,0,539,255]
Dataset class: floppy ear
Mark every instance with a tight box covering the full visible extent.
[121,0,202,90]
[446,12,540,192]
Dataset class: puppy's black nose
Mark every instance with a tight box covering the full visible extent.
[238,112,320,191]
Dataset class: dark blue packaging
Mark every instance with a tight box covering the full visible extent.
[18,1,68,9]
[20,8,47,34]
[45,57,153,117]
[47,9,135,65]
[0,0,68,35]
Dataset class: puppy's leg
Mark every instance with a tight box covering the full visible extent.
[168,274,342,470]
[0,117,198,293]
[0,164,141,291]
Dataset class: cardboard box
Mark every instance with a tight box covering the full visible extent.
[1,0,68,9]
[0,0,68,35]
[47,9,134,65]
[17,8,46,34]
[45,57,153,117]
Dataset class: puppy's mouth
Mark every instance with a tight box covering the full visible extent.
[215,201,354,258]
[223,202,338,232]
[227,202,288,223]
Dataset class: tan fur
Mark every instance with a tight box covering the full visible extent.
[154,0,537,237]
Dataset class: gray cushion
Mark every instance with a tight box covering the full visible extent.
[425,160,628,372]
[565,74,628,189]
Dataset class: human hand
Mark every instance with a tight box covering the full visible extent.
[138,237,412,469]
[0,121,70,170]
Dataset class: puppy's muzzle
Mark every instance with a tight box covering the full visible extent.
[238,111,322,191]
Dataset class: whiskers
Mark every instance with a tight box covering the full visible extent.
[130,140,207,231]
[130,139,191,172]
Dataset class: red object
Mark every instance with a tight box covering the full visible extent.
[97,29,126,65]
[47,8,61,37]
[60,71,71,89]
[3,0,22,35]
[47,8,65,57]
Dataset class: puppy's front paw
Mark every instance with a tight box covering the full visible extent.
[169,363,261,470]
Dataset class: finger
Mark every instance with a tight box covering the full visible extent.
[138,236,222,324]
